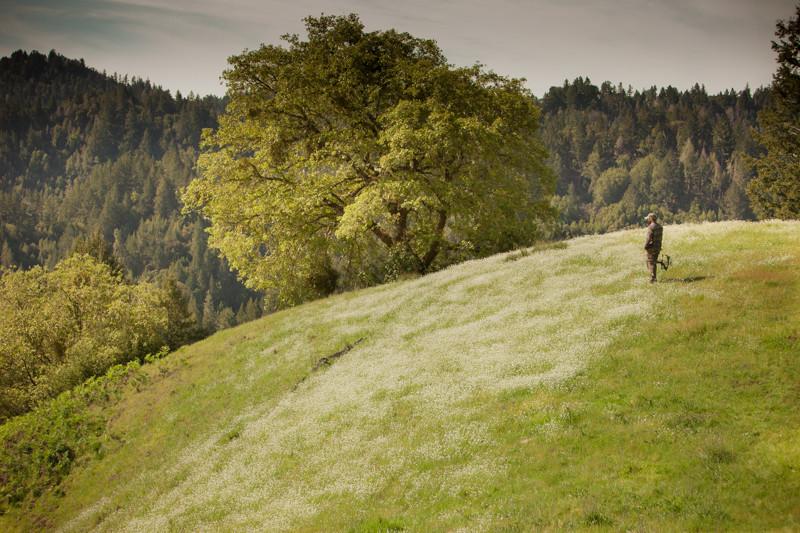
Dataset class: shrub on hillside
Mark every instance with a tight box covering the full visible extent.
[0,254,198,421]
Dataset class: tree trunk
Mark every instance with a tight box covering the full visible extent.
[395,207,409,242]
[420,209,447,272]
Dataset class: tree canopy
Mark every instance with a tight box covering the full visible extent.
[184,14,555,304]
[748,4,800,219]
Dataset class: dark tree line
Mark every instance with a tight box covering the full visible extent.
[539,78,768,235]
[0,50,263,331]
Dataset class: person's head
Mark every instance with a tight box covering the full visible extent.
[645,212,657,224]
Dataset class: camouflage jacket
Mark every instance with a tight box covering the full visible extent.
[645,222,663,252]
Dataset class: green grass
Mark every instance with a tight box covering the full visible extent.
[483,261,800,529]
[2,221,799,531]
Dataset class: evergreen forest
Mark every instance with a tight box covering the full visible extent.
[0,50,263,332]
[541,78,767,234]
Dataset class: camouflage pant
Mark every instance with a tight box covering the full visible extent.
[646,249,660,282]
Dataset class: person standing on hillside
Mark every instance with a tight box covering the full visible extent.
[644,212,663,283]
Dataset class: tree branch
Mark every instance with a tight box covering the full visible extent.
[241,159,292,185]
[370,224,395,247]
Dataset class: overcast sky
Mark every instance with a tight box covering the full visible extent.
[0,0,795,97]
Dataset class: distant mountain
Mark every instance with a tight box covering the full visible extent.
[0,50,261,329]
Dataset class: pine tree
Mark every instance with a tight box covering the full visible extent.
[0,241,15,268]
[153,179,176,219]
[71,230,124,277]
[158,277,201,346]
[216,306,236,330]
[235,304,248,325]
[748,5,800,218]
[244,298,261,321]
[201,289,216,333]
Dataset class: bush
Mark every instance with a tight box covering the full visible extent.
[0,255,197,421]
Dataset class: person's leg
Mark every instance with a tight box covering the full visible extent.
[647,252,657,282]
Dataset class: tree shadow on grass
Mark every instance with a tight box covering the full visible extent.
[661,275,710,283]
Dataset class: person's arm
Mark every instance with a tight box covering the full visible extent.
[644,225,653,250]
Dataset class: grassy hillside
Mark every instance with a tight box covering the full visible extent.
[4,221,799,531]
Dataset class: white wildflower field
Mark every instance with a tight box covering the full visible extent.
[11,221,800,532]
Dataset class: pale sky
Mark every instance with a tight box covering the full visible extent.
[0,0,794,97]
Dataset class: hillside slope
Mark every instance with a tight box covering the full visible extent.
[5,221,800,531]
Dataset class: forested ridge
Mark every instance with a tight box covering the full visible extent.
[0,50,261,333]
[541,78,768,234]
[0,49,770,315]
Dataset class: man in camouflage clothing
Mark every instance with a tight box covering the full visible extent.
[644,212,663,283]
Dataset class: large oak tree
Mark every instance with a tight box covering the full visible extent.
[184,14,555,303]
